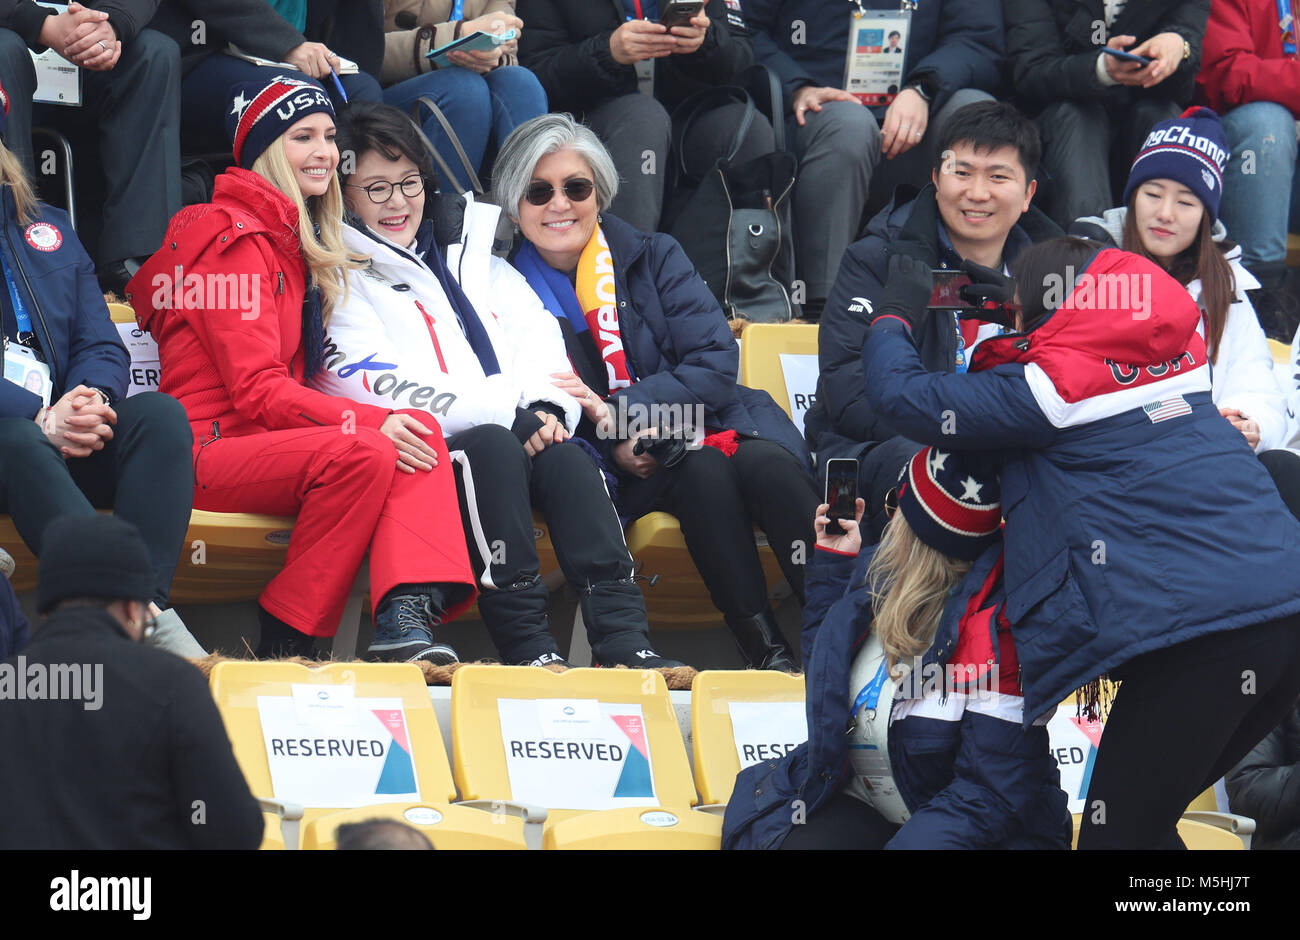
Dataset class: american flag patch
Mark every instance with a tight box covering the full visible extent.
[1143,396,1192,423]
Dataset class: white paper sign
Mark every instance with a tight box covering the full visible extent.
[497,698,658,810]
[115,322,160,398]
[1046,705,1104,814]
[31,4,81,106]
[257,695,420,807]
[727,701,808,769]
[778,352,819,434]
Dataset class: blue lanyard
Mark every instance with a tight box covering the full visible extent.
[1282,0,1298,55]
[0,244,33,335]
[952,312,967,373]
[851,659,890,719]
[450,0,464,20]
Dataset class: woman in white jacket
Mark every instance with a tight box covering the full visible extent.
[316,103,682,668]
[1073,106,1300,517]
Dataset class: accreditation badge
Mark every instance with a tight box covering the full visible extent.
[843,5,913,106]
[4,341,52,406]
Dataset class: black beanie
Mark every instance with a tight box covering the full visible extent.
[37,515,155,614]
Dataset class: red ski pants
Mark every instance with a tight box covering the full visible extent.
[191,412,475,636]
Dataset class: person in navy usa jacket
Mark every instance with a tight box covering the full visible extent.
[723,446,1070,850]
[859,235,1300,849]
[0,78,201,657]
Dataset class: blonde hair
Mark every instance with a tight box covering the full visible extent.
[0,139,38,226]
[866,513,974,668]
[251,135,363,322]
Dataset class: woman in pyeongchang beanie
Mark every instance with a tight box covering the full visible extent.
[126,76,477,662]
[1072,105,1300,522]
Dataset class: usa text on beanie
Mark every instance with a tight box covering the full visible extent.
[227,76,335,170]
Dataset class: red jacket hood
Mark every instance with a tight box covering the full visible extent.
[971,249,1207,403]
[127,168,302,333]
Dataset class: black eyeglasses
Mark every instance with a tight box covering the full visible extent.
[524,178,595,207]
[347,175,425,204]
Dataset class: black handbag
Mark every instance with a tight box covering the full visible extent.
[664,81,800,323]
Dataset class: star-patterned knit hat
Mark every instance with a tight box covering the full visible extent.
[896,446,1001,561]
[226,76,335,170]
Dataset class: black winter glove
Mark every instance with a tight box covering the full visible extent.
[870,252,933,333]
[958,259,1019,330]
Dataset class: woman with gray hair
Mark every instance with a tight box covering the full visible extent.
[500,114,819,672]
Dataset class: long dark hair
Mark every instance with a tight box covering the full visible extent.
[1121,198,1236,364]
[333,102,438,220]
[1010,236,1100,330]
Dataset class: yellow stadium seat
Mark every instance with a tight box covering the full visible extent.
[451,664,721,849]
[210,660,542,849]
[624,511,789,629]
[738,322,820,420]
[107,302,137,325]
[691,670,806,805]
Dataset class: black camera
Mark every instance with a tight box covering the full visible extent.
[632,420,692,469]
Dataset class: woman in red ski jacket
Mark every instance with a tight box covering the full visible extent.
[127,76,475,662]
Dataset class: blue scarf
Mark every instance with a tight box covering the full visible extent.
[514,240,591,338]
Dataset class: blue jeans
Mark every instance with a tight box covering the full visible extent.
[1219,101,1300,270]
[383,65,547,191]
[181,53,382,155]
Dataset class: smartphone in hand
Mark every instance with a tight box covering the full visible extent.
[1101,46,1153,66]
[659,0,705,28]
[824,458,860,537]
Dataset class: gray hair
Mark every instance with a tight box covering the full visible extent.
[492,113,620,221]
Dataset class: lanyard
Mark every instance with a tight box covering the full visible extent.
[1281,0,1297,56]
[450,0,464,21]
[952,311,967,373]
[851,659,890,719]
[0,244,33,336]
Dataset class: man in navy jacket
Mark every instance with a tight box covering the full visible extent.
[805,101,1060,541]
[743,0,1004,317]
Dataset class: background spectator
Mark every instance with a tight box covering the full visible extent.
[497,114,817,671]
[1226,701,1300,850]
[0,515,263,849]
[0,0,181,294]
[336,818,435,849]
[1004,0,1209,228]
[807,101,1058,542]
[518,0,767,233]
[1196,0,1300,340]
[744,0,1003,318]
[147,0,382,160]
[379,0,546,192]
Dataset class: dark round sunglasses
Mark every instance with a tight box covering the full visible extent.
[524,178,595,207]
[347,175,425,205]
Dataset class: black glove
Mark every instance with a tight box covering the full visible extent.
[958,258,1018,330]
[870,252,933,333]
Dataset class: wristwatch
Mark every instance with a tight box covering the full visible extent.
[1182,39,1191,61]
[88,386,115,407]
[905,82,932,102]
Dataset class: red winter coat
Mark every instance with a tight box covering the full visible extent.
[1197,0,1300,115]
[126,168,393,442]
